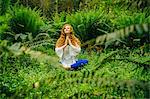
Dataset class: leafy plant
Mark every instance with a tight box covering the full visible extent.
[66,9,108,42]
[96,23,150,47]
[0,14,11,39]
[111,11,150,29]
[1,42,150,98]
[51,8,114,42]
[0,0,10,15]
[23,33,55,49]
[9,6,45,38]
[1,1,150,98]
[82,23,150,50]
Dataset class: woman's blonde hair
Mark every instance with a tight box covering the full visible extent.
[55,24,81,48]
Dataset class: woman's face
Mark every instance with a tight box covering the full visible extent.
[64,25,71,34]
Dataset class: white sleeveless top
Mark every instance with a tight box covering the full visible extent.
[55,45,81,68]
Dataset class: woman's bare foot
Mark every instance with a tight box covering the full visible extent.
[61,65,71,70]
[64,66,71,70]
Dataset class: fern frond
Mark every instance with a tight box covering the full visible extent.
[95,23,150,49]
[23,33,55,48]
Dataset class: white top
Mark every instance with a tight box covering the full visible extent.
[55,44,81,68]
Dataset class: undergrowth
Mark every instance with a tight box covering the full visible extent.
[0,47,150,98]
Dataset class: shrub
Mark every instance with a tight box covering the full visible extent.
[0,14,11,40]
[109,9,150,29]
[0,0,10,15]
[51,8,113,42]
[9,6,45,37]
[66,9,109,42]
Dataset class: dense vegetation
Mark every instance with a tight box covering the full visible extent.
[0,0,150,98]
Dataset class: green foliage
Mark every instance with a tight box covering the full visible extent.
[0,40,23,58]
[18,0,81,18]
[87,0,150,11]
[0,14,11,39]
[51,3,149,45]
[32,45,55,56]
[51,8,113,42]
[1,47,150,98]
[22,33,55,48]
[110,10,150,29]
[66,9,105,41]
[17,0,150,19]
[0,54,40,98]
[1,0,150,98]
[95,23,150,49]
[0,0,10,15]
[9,6,44,37]
[49,12,67,39]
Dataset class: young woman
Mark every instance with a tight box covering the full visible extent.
[55,24,88,70]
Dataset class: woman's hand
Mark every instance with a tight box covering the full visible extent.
[68,37,72,45]
[68,38,79,48]
[62,36,69,49]
[65,36,69,45]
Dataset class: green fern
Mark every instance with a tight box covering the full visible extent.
[22,33,55,49]
[51,8,111,42]
[0,0,10,15]
[112,12,150,29]
[1,43,150,98]
[66,9,107,42]
[0,14,11,38]
[82,23,150,49]
[9,6,44,37]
